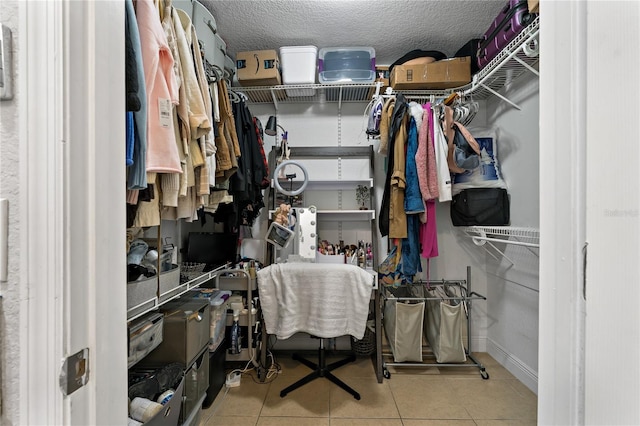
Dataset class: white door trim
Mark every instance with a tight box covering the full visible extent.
[19,1,65,422]
[538,1,587,424]
[584,2,640,424]
[19,1,127,424]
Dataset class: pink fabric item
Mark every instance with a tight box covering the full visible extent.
[420,200,438,258]
[425,104,439,200]
[126,189,139,205]
[136,0,182,173]
[415,103,440,202]
[415,105,430,200]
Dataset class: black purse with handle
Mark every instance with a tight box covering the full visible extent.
[450,188,510,226]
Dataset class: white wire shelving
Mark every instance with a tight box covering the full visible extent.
[462,226,539,265]
[126,262,231,322]
[234,17,539,110]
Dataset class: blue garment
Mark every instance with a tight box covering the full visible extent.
[404,118,424,214]
[126,112,134,166]
[401,214,422,283]
[126,0,148,190]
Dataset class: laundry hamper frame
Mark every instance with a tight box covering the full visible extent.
[380,266,489,379]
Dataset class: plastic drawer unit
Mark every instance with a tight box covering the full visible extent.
[142,299,211,366]
[128,312,164,368]
[181,347,209,424]
[189,288,231,351]
[318,47,376,84]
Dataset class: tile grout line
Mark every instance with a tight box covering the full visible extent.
[385,375,406,424]
[200,385,231,425]
[256,374,273,424]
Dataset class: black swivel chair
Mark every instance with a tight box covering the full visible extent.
[280,337,360,400]
[256,263,374,401]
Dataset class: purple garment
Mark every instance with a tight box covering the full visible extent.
[420,200,438,258]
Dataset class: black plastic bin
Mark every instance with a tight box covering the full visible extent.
[202,338,226,408]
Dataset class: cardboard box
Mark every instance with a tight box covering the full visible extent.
[236,49,282,86]
[368,65,390,98]
[528,0,539,14]
[390,57,471,90]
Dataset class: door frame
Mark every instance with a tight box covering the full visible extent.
[20,1,126,424]
[538,0,587,424]
[22,0,638,424]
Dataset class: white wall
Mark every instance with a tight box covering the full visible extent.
[243,77,540,386]
[0,2,21,424]
[484,75,540,393]
[249,101,376,258]
[424,75,540,394]
[247,102,376,350]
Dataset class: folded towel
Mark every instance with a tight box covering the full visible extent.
[257,263,374,340]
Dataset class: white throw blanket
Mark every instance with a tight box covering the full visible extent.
[257,263,374,340]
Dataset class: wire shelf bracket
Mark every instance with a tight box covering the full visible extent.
[462,226,539,266]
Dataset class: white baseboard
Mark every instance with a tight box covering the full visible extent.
[469,336,487,353]
[487,338,538,394]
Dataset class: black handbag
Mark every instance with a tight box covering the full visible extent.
[453,39,481,75]
[450,188,510,226]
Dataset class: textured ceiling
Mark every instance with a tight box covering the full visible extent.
[199,0,507,65]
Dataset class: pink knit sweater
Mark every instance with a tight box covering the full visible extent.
[415,104,439,201]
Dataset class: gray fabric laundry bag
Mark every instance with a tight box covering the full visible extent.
[424,286,467,363]
[384,298,424,362]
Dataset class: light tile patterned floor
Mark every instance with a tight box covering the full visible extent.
[200,352,537,426]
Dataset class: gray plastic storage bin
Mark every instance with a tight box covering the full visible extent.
[318,47,375,83]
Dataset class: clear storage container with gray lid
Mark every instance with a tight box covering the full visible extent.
[318,47,376,84]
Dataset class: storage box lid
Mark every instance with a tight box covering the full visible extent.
[317,47,376,83]
[161,298,209,318]
[318,47,375,60]
[190,288,231,306]
[280,45,318,54]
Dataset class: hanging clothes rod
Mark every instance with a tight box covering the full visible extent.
[384,293,487,302]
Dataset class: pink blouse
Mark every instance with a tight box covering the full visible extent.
[136,0,181,173]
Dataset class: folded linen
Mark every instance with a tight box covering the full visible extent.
[257,263,374,340]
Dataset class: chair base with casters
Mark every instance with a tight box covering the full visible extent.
[280,338,361,400]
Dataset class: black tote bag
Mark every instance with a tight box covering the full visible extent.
[450,188,510,226]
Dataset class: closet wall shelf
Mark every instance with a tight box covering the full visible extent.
[462,226,539,265]
[235,16,539,108]
[126,263,230,322]
[271,178,373,191]
[268,209,375,221]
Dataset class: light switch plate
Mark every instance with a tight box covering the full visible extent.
[1,24,13,101]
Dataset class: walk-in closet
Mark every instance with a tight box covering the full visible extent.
[1,1,638,426]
